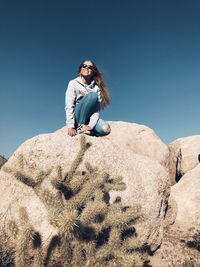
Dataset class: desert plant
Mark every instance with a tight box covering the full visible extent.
[0,227,15,266]
[4,135,147,266]
[7,207,43,267]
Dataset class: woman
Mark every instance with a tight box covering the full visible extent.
[65,60,111,137]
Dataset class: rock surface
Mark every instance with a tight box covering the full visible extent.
[168,135,200,185]
[107,121,169,168]
[150,224,200,267]
[170,164,200,227]
[0,122,170,251]
[163,194,177,227]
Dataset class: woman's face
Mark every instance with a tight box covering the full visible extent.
[80,60,94,78]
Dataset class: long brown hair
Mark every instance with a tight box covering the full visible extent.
[78,60,110,109]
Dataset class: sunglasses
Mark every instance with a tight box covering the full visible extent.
[82,64,94,70]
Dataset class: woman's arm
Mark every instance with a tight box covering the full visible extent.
[65,81,77,136]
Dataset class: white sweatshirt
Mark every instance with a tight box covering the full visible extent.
[65,76,102,129]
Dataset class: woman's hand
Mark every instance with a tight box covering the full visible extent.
[79,125,91,133]
[68,128,77,136]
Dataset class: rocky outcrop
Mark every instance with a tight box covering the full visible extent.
[0,122,170,252]
[170,164,200,227]
[168,135,200,184]
[107,121,169,167]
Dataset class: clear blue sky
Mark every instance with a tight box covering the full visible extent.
[1,0,200,158]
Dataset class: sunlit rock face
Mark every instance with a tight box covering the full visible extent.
[168,135,200,184]
[171,164,200,227]
[0,121,170,252]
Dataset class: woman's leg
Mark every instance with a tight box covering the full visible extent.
[75,92,99,126]
[93,119,111,136]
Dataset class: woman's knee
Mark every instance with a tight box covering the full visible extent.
[97,123,111,136]
[102,123,111,134]
[87,91,98,102]
[93,119,111,136]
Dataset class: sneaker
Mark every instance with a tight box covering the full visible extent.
[83,130,91,135]
[76,125,83,134]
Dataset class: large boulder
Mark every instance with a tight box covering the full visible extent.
[107,121,169,168]
[170,164,200,227]
[168,135,200,184]
[0,123,170,251]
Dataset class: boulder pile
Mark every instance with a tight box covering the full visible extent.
[0,121,170,253]
[0,121,199,261]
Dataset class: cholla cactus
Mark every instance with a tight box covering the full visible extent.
[4,135,147,266]
[7,207,43,267]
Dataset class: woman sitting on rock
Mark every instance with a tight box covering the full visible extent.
[65,59,111,137]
